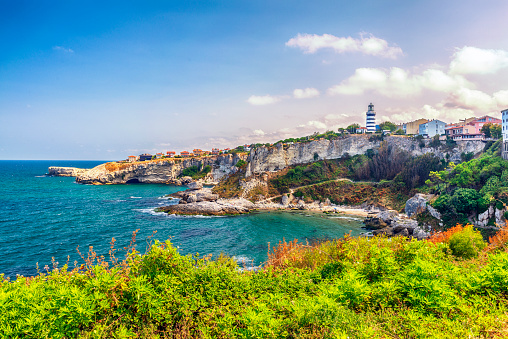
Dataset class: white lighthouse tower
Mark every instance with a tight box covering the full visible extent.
[366,103,376,133]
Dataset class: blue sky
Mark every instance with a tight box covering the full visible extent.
[1,0,508,159]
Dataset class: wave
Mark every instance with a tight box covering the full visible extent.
[130,196,142,199]
[134,208,166,216]
[233,255,259,271]
[328,216,363,221]
[35,175,48,178]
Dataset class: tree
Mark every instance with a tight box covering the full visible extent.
[481,123,493,138]
[394,129,405,135]
[491,124,502,139]
[346,123,360,133]
[379,121,397,132]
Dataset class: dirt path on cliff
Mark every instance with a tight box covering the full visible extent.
[259,178,358,203]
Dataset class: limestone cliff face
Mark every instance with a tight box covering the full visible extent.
[75,154,247,185]
[75,135,485,185]
[245,135,485,177]
[48,167,90,177]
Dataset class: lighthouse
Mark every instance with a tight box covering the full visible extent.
[366,103,376,133]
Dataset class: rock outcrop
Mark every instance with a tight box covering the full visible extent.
[158,198,254,216]
[364,210,430,240]
[475,205,506,228]
[48,167,90,177]
[404,193,441,220]
[76,154,246,185]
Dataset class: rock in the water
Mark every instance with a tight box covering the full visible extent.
[48,167,89,177]
[187,194,198,203]
[196,192,219,202]
[364,210,398,230]
[180,176,193,185]
[187,181,203,190]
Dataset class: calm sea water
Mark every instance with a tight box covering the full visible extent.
[0,160,365,278]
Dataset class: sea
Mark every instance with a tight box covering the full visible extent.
[0,160,365,279]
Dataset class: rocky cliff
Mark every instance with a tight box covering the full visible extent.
[75,135,485,185]
[245,135,485,177]
[75,154,247,185]
[48,167,90,177]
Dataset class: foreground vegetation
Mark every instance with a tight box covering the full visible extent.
[2,225,508,338]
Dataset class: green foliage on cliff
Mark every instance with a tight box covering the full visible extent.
[180,165,211,179]
[429,140,508,227]
[2,232,508,337]
[293,180,409,211]
[268,159,358,195]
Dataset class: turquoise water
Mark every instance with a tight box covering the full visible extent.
[0,161,365,278]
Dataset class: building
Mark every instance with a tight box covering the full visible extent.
[444,115,501,141]
[503,109,508,160]
[445,124,485,141]
[127,155,137,162]
[467,115,501,134]
[400,118,428,135]
[356,127,368,134]
[419,120,446,138]
[181,151,190,158]
[211,148,220,155]
[243,144,251,152]
[193,149,203,157]
[155,153,163,159]
[166,151,176,157]
[139,154,152,161]
[366,103,376,132]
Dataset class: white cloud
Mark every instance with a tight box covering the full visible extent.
[450,46,508,75]
[253,129,265,136]
[445,88,508,112]
[328,67,471,98]
[494,90,508,107]
[300,120,327,130]
[293,88,320,99]
[246,95,281,106]
[448,88,496,111]
[53,46,74,53]
[286,33,403,59]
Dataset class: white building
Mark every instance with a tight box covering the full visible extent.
[366,103,376,133]
[419,120,446,138]
[502,108,508,160]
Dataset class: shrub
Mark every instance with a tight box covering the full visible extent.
[448,225,486,259]
[235,159,247,168]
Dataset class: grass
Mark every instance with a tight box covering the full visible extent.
[2,226,508,337]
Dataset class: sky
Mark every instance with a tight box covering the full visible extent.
[1,0,508,160]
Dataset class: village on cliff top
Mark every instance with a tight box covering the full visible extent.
[123,104,508,163]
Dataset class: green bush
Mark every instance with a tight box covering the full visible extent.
[235,159,247,168]
[448,225,486,259]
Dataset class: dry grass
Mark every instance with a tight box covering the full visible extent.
[104,162,135,172]
[488,225,508,252]
[428,224,465,244]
